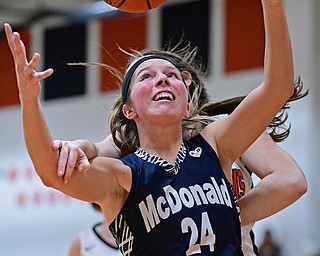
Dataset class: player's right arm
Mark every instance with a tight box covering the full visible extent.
[5,23,130,218]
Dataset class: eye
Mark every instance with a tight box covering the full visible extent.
[140,73,153,81]
[167,72,181,79]
[167,73,176,78]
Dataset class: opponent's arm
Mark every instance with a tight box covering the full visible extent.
[52,134,120,183]
[237,131,307,226]
[68,236,81,256]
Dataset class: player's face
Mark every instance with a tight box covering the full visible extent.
[126,59,190,122]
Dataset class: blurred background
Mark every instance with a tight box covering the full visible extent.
[0,0,319,255]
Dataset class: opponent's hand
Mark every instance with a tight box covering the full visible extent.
[52,140,90,184]
[4,23,53,103]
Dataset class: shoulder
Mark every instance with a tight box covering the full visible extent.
[91,157,132,191]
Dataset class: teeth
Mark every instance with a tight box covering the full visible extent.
[154,92,174,101]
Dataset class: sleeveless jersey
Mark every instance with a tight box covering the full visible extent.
[78,222,121,256]
[110,134,243,256]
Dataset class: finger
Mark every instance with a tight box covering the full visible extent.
[78,160,90,172]
[4,23,15,52]
[34,68,54,80]
[63,148,79,183]
[52,140,62,151]
[27,52,54,79]
[26,53,41,76]
[25,52,54,82]
[76,149,90,172]
[4,25,27,68]
[19,38,27,57]
[12,33,28,66]
[57,146,69,176]
[8,33,28,76]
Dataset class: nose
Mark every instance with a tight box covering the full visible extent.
[156,74,169,87]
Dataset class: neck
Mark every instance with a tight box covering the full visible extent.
[138,127,183,164]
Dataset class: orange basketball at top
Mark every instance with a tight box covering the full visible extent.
[104,0,167,13]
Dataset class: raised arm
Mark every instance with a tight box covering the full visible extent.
[202,0,295,178]
[4,23,56,181]
[237,132,307,226]
[4,23,129,210]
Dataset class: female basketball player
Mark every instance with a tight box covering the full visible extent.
[4,0,299,254]
[52,49,307,255]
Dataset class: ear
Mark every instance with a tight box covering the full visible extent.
[184,102,191,118]
[122,104,137,120]
[181,71,192,87]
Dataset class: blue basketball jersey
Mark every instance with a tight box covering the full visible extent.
[110,134,243,256]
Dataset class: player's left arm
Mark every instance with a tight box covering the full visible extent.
[237,131,307,226]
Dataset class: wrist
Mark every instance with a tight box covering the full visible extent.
[75,140,97,160]
[20,97,40,106]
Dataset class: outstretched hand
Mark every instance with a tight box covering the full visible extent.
[4,23,53,103]
[52,140,91,184]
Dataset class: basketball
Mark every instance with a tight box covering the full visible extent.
[104,0,167,13]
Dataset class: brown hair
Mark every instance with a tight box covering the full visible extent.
[109,46,308,154]
[72,44,308,154]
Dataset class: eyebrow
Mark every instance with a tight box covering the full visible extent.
[135,65,179,77]
[122,55,178,103]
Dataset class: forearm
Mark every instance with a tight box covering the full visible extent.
[72,135,121,160]
[96,135,122,158]
[238,167,306,226]
[262,0,294,95]
[22,99,59,186]
[211,2,294,167]
[238,149,307,225]
[237,131,307,225]
[72,139,98,160]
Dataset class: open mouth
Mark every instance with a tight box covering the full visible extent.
[153,92,175,101]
